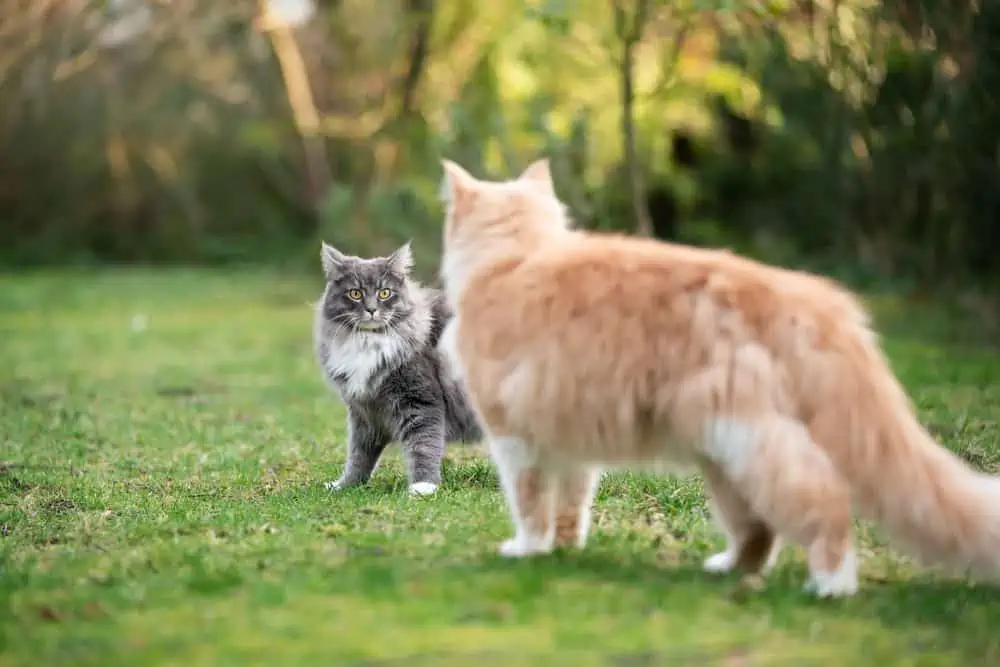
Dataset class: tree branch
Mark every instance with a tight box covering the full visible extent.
[650,15,692,99]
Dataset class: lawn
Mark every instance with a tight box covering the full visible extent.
[2,268,999,666]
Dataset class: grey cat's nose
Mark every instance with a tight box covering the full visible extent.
[365,308,377,317]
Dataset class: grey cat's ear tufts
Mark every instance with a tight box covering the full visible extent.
[320,242,346,277]
[518,158,556,197]
[388,241,414,274]
[440,159,475,204]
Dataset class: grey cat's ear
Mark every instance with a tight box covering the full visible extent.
[320,242,346,278]
[387,241,414,274]
[440,159,476,205]
[518,158,556,197]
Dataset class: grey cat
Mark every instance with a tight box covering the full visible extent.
[313,240,482,495]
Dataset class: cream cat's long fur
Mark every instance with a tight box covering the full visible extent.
[437,157,1000,597]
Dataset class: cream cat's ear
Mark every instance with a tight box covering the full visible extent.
[518,158,556,197]
[440,159,476,205]
[320,242,345,278]
[387,241,414,274]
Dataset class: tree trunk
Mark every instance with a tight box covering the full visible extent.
[256,1,331,221]
[613,0,654,237]
[398,0,434,118]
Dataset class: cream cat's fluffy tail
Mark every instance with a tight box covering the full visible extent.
[823,339,1000,577]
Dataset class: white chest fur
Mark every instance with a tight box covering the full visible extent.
[436,318,463,381]
[323,332,410,400]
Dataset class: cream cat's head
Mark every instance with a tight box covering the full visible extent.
[438,158,569,251]
[437,158,571,296]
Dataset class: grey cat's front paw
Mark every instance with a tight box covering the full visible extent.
[325,477,363,491]
[408,481,438,496]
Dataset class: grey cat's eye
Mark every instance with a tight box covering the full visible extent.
[347,289,363,301]
[377,288,392,300]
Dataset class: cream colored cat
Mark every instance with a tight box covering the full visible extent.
[437,157,1000,598]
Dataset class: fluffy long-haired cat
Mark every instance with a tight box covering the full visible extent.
[314,241,481,495]
[437,157,1000,597]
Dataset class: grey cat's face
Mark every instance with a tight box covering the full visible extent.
[319,242,415,334]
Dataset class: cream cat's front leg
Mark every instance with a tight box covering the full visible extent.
[490,436,556,557]
[552,468,601,549]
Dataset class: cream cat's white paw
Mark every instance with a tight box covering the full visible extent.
[409,482,438,496]
[499,535,551,558]
[703,550,738,573]
[805,550,858,598]
[804,574,858,598]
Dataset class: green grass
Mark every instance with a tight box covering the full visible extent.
[2,268,999,667]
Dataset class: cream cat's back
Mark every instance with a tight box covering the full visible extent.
[454,233,805,463]
[457,231,855,400]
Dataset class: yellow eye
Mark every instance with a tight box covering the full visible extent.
[347,289,363,301]
[377,288,392,300]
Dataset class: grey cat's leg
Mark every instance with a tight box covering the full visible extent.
[393,407,446,496]
[326,409,391,490]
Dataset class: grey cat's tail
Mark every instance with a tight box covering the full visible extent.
[425,288,453,348]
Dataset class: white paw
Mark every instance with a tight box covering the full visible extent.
[498,535,551,558]
[805,551,859,598]
[409,482,438,496]
[804,575,859,598]
[703,550,737,574]
[324,479,345,491]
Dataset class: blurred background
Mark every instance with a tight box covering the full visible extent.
[2,0,997,303]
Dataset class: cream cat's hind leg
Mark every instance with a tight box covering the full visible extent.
[490,436,556,558]
[700,459,782,575]
[703,415,858,598]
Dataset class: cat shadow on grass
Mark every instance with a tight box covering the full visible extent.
[317,461,999,659]
[330,538,998,661]
[320,482,1000,652]
[467,546,999,659]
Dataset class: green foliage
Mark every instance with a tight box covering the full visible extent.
[2,0,999,298]
[0,4,304,267]
[656,2,1000,293]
